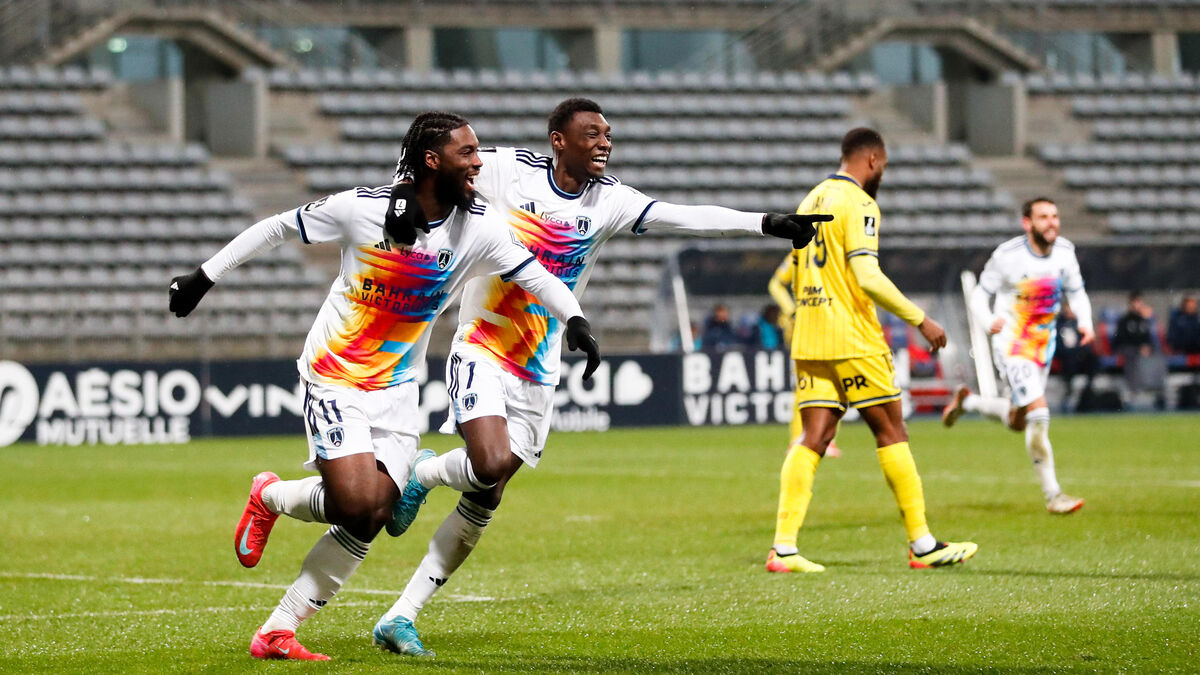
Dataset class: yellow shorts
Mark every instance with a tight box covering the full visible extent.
[793,353,901,412]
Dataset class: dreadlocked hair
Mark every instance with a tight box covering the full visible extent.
[393,111,470,183]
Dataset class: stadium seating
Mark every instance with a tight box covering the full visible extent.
[0,67,324,356]
[267,67,1015,331]
[1029,71,1200,238]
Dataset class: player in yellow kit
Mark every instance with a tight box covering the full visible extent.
[768,254,841,459]
[766,128,978,573]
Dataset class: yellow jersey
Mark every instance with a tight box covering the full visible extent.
[790,173,890,360]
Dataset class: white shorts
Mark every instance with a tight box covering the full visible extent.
[993,351,1051,409]
[302,378,421,492]
[439,344,555,468]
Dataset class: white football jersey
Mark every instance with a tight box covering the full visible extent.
[455,147,657,385]
[274,186,535,390]
[977,235,1086,367]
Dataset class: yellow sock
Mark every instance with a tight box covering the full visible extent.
[876,442,931,543]
[773,444,821,550]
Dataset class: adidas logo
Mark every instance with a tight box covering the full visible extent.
[309,598,328,608]
[374,240,392,251]
[519,201,536,213]
[429,577,447,587]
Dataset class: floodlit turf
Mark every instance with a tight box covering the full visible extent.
[2,414,1198,673]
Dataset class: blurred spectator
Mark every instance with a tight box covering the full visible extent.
[701,303,738,351]
[1055,305,1097,411]
[1112,292,1154,355]
[748,305,785,350]
[1167,296,1200,354]
[1113,292,1166,409]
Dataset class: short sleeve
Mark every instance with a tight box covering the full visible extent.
[474,147,519,205]
[843,198,881,261]
[292,189,358,244]
[977,250,1003,294]
[607,182,658,235]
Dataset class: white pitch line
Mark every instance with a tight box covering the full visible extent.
[0,571,500,605]
[0,603,372,622]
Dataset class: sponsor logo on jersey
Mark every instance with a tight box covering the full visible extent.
[437,248,454,270]
[328,426,343,447]
[462,393,477,410]
[864,216,877,236]
[575,215,591,235]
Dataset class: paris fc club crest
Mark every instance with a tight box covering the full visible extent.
[437,248,454,270]
[328,426,344,447]
[462,393,477,411]
[575,216,591,235]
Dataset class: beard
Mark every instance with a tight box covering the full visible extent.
[863,172,883,199]
[1031,228,1055,250]
[434,171,474,210]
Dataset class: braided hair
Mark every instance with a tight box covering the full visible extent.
[392,111,470,183]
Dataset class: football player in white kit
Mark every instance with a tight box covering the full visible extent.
[942,197,1093,515]
[167,112,600,661]
[371,98,829,656]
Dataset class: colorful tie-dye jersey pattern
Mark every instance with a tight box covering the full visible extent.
[310,244,454,390]
[1007,275,1062,366]
[465,208,591,384]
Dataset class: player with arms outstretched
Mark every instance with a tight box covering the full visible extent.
[369,98,829,655]
[767,127,978,574]
[941,196,1092,514]
[167,112,599,660]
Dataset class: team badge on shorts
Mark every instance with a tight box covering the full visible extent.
[328,426,344,447]
[575,216,591,235]
[437,248,454,270]
[462,393,477,411]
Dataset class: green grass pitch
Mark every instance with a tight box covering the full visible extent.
[2,414,1198,673]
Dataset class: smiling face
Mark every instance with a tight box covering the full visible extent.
[427,124,482,210]
[1023,199,1060,250]
[552,111,612,181]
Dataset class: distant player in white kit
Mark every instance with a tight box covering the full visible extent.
[167,111,600,661]
[371,98,828,656]
[942,196,1093,514]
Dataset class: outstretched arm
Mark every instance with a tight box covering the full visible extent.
[169,215,298,317]
[637,202,826,248]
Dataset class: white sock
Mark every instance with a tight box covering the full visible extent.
[414,447,494,492]
[773,545,799,556]
[963,394,1010,422]
[1024,409,1061,501]
[380,497,494,623]
[259,525,369,633]
[910,533,937,555]
[261,476,327,523]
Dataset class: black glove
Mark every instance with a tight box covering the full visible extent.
[384,182,429,246]
[564,316,601,382]
[169,266,214,318]
[761,213,832,249]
